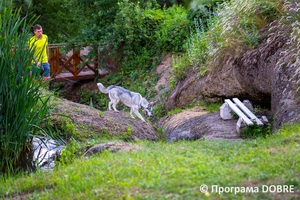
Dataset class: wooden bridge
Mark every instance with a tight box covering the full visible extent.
[48,44,98,82]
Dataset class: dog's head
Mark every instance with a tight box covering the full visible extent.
[141,99,153,118]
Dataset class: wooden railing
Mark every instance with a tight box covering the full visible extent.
[48,44,98,82]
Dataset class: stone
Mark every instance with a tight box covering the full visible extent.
[220,103,233,120]
[242,100,254,112]
[236,117,246,134]
[261,116,269,125]
[157,111,240,142]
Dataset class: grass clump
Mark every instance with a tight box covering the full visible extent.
[1,122,300,199]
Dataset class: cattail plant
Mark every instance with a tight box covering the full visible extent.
[0,0,59,173]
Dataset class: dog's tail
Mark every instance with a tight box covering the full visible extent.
[97,83,110,94]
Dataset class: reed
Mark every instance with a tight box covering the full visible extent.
[0,0,57,173]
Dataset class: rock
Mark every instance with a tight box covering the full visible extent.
[236,118,246,134]
[157,109,240,142]
[243,100,254,112]
[261,116,269,124]
[154,52,173,94]
[220,103,233,120]
[165,21,300,130]
[83,142,142,157]
[51,98,160,141]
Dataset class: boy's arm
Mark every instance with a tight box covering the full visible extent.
[29,38,40,66]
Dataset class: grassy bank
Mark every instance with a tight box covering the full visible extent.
[1,122,299,199]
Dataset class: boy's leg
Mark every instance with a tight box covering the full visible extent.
[42,63,51,84]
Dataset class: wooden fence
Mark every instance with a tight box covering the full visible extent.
[48,44,98,82]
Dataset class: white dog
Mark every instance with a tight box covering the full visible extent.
[97,83,153,122]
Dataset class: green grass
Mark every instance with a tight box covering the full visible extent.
[1,123,300,199]
[168,107,182,115]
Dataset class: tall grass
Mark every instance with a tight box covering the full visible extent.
[278,1,300,91]
[184,0,282,71]
[0,0,57,173]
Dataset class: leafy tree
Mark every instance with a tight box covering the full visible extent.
[71,0,191,73]
[12,0,82,42]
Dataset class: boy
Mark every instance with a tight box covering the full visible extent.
[29,24,50,83]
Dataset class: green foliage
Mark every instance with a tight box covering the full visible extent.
[0,1,60,172]
[240,121,271,139]
[78,88,108,110]
[73,0,191,73]
[158,84,165,90]
[149,4,191,52]
[152,102,168,120]
[154,126,166,141]
[171,53,193,81]
[230,111,239,119]
[186,0,282,69]
[188,0,229,26]
[59,141,79,165]
[151,89,169,119]
[119,124,133,141]
[168,107,182,115]
[186,98,223,113]
[12,0,82,43]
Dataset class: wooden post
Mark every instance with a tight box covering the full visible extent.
[73,46,78,78]
[50,48,55,74]
[94,47,98,75]
[56,47,60,73]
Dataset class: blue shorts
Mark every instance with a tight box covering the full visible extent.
[32,63,50,78]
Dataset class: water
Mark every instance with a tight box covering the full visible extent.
[31,136,65,171]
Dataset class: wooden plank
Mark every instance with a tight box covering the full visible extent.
[225,99,254,126]
[233,98,264,126]
[94,48,98,70]
[51,71,96,82]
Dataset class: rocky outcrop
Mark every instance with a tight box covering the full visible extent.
[165,22,300,129]
[157,107,240,142]
[51,98,159,141]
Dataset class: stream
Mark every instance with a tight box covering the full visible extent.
[20,136,66,172]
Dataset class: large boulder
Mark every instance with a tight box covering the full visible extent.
[157,107,240,142]
[165,22,300,129]
[52,98,159,141]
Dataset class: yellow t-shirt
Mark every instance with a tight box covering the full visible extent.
[29,34,48,64]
